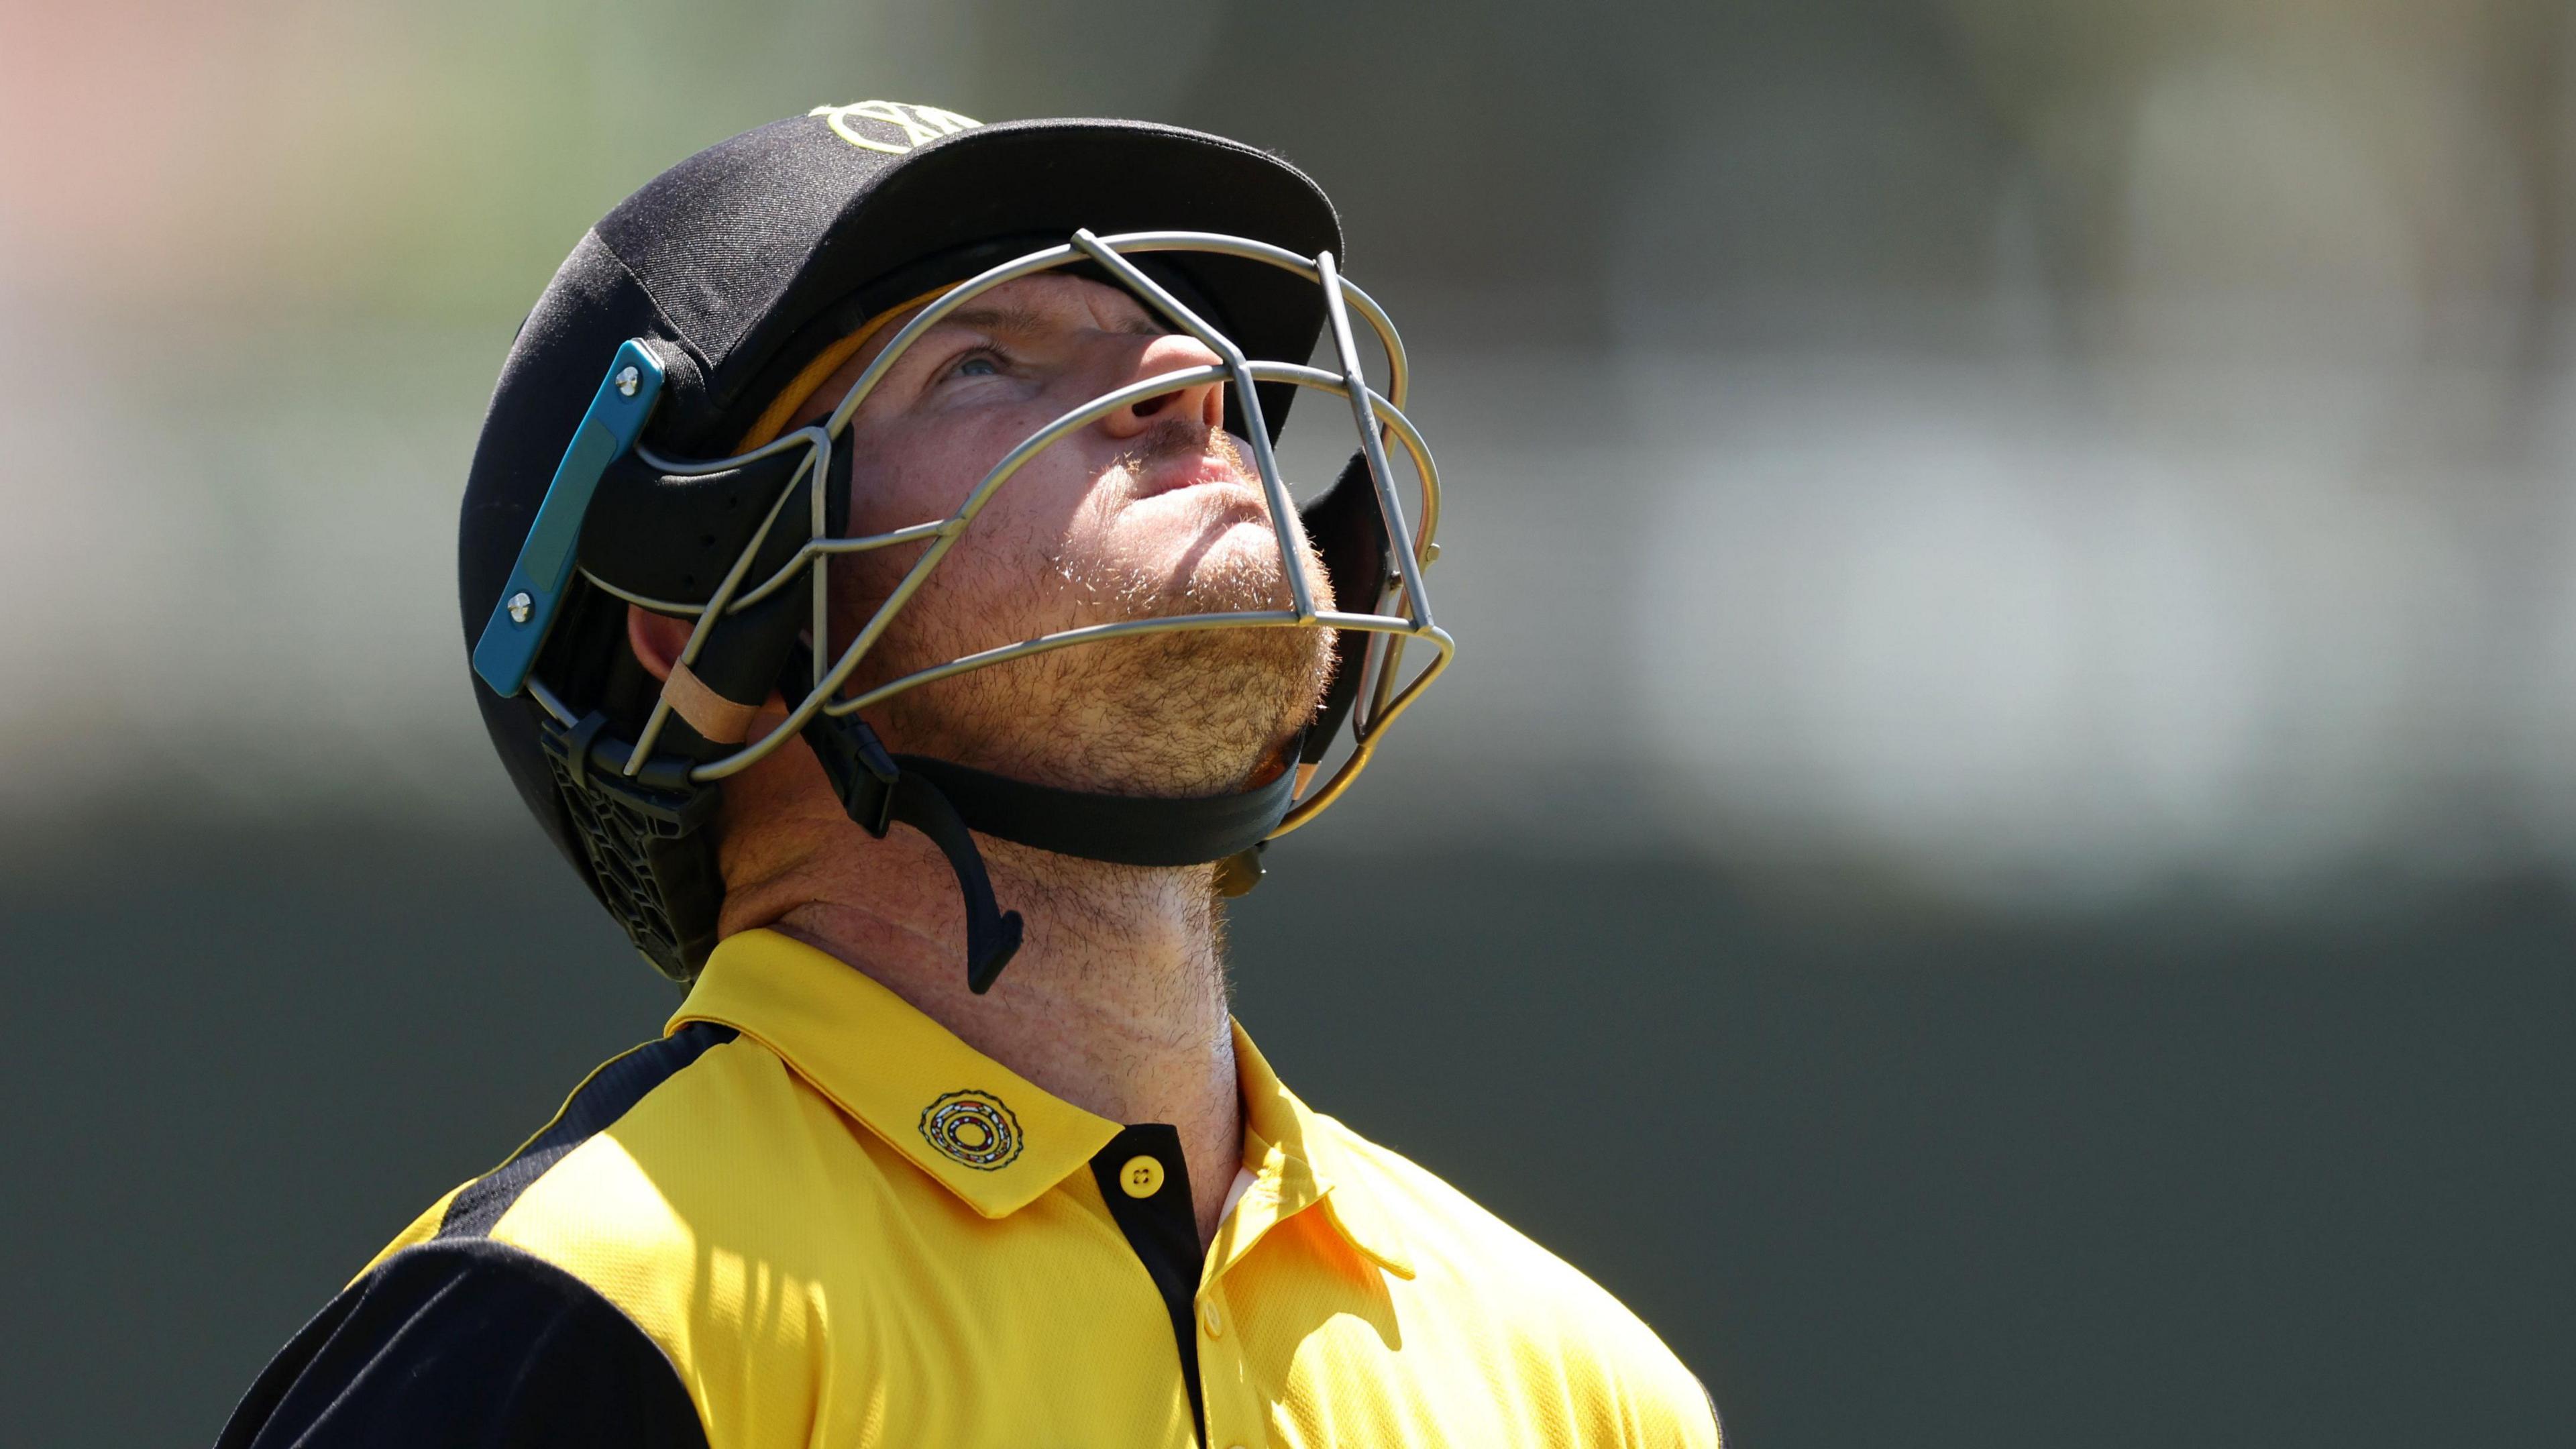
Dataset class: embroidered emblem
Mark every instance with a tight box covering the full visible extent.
[919,1089,1024,1170]
[808,100,981,156]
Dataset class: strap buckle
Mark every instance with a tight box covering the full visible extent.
[807,714,903,838]
[803,713,1024,994]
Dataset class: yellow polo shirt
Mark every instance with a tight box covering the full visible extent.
[219,929,1720,1448]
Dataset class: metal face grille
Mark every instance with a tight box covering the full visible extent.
[538,229,1453,840]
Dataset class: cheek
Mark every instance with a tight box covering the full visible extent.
[845,415,1098,535]
[844,435,959,535]
[949,445,1119,582]
[834,433,1108,627]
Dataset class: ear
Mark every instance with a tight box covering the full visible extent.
[625,604,693,684]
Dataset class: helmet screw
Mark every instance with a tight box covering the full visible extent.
[508,590,534,625]
[615,365,641,397]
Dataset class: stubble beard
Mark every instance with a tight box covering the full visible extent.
[835,426,1338,800]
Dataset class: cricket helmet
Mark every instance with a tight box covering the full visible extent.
[460,103,1450,988]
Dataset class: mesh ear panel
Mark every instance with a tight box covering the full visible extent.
[541,729,723,981]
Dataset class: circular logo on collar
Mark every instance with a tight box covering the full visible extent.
[919,1089,1024,1171]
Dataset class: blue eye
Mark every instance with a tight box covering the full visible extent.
[951,352,1002,378]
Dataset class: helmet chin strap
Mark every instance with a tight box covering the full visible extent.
[799,712,1024,994]
[799,709,1299,995]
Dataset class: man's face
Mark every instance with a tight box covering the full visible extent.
[792,273,1338,796]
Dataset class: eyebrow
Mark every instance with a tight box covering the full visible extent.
[933,301,1169,341]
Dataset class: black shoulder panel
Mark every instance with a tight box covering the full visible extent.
[437,1021,739,1240]
[213,1237,708,1449]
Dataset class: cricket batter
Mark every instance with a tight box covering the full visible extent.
[217,102,1721,1448]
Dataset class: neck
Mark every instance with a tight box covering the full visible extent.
[722,803,1242,1246]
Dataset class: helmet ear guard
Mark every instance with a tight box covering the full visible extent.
[578,439,853,608]
[1299,447,1396,768]
[477,231,1452,991]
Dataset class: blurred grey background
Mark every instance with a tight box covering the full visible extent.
[2,1,2569,1444]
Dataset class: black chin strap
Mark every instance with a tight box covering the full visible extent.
[802,714,1296,995]
[802,714,1024,994]
[890,751,1297,867]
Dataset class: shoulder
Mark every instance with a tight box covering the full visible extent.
[335,1023,893,1424]
[348,1021,774,1279]
[215,1237,706,1448]
[1316,1114,1724,1446]
[230,1024,863,1447]
[392,1022,863,1350]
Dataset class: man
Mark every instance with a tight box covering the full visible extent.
[218,102,1719,1448]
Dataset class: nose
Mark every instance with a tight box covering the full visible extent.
[1096,332,1227,439]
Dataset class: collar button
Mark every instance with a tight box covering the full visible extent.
[1118,1154,1165,1198]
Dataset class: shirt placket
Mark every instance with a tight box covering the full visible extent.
[1087,1131,1320,1449]
[1194,1139,1340,1449]
[1192,1187,1274,1449]
[1087,1124,1206,1444]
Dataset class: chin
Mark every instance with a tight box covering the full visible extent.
[879,519,1338,792]
[1087,504,1277,611]
[1065,483,1340,629]
[1176,518,1307,612]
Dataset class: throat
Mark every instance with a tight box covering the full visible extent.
[755,828,1248,1242]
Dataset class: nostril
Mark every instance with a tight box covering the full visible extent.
[1131,393,1169,419]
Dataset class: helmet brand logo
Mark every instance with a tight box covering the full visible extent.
[919,1089,1024,1170]
[808,100,981,155]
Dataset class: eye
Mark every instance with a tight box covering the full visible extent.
[946,349,1005,381]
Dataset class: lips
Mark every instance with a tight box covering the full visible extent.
[1133,455,1256,500]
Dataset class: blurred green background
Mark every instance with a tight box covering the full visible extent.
[2,1,2571,1444]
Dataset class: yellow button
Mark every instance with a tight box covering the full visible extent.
[1199,1297,1224,1338]
[1118,1155,1164,1198]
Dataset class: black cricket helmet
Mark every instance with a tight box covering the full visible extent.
[460,102,1450,989]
